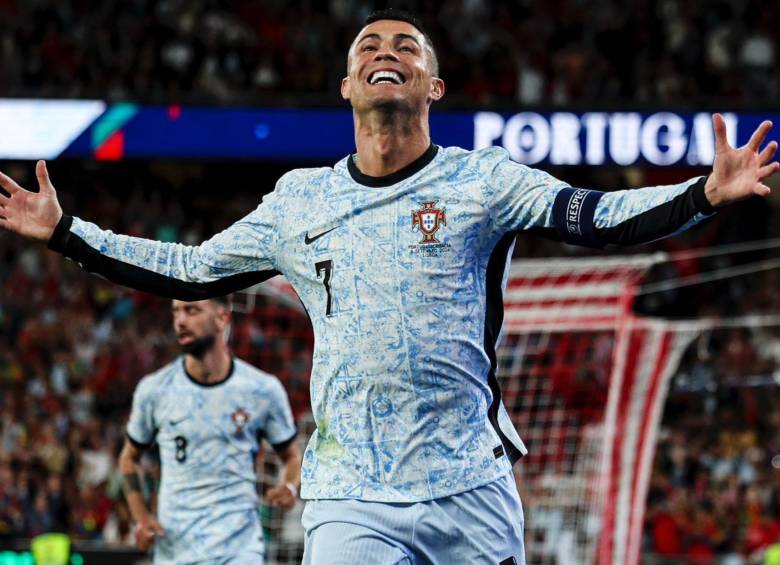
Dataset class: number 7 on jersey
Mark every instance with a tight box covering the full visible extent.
[315,260,333,316]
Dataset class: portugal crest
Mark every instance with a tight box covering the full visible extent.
[411,201,446,244]
[231,407,250,434]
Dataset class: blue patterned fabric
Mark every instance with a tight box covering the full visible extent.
[71,146,707,503]
[126,357,296,564]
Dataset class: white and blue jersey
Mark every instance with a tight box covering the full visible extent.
[52,145,714,503]
[126,356,297,564]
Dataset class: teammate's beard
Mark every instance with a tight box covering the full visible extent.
[181,335,215,359]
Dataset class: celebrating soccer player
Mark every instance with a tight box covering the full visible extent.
[118,296,300,564]
[1,8,778,565]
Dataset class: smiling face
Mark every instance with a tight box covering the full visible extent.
[342,19,444,112]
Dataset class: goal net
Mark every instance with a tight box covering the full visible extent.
[499,256,698,565]
[243,256,698,565]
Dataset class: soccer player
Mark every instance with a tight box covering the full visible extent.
[1,8,778,564]
[118,296,301,564]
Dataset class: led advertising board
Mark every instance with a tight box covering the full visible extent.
[0,99,775,166]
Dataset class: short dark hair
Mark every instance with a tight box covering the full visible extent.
[210,295,233,310]
[363,9,439,76]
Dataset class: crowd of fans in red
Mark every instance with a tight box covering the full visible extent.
[645,323,780,564]
[0,0,777,106]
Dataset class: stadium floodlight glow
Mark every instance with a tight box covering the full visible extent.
[0,99,106,159]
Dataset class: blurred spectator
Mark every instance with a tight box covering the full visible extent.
[646,338,780,561]
[1,0,780,106]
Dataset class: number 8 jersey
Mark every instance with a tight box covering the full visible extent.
[52,144,715,502]
[126,357,297,563]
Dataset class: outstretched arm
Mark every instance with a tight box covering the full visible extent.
[0,162,282,299]
[489,114,778,247]
[593,114,777,246]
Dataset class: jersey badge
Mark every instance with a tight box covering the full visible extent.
[231,407,250,435]
[409,201,451,257]
[411,201,446,244]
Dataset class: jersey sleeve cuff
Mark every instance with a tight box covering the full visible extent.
[690,176,716,215]
[47,214,74,253]
[271,431,298,453]
[126,432,153,450]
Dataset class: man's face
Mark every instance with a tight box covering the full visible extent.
[342,20,444,111]
[171,300,229,357]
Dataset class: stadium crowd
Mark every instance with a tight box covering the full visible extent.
[0,162,777,562]
[2,0,780,560]
[645,321,780,564]
[0,0,777,106]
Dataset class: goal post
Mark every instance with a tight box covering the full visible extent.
[499,256,699,565]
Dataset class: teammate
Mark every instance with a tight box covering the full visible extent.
[118,296,300,564]
[1,8,778,565]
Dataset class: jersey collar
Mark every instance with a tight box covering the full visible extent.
[348,144,439,187]
[182,357,235,388]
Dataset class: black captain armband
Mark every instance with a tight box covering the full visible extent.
[552,187,605,248]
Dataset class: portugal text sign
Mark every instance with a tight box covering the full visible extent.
[0,99,775,166]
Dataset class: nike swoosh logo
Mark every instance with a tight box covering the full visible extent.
[169,416,190,426]
[304,227,337,245]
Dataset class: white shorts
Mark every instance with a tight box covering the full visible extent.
[302,471,524,565]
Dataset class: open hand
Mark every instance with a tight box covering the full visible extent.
[0,160,63,241]
[705,114,780,207]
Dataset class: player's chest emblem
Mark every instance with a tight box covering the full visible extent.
[231,407,250,435]
[409,200,452,257]
[411,201,446,244]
